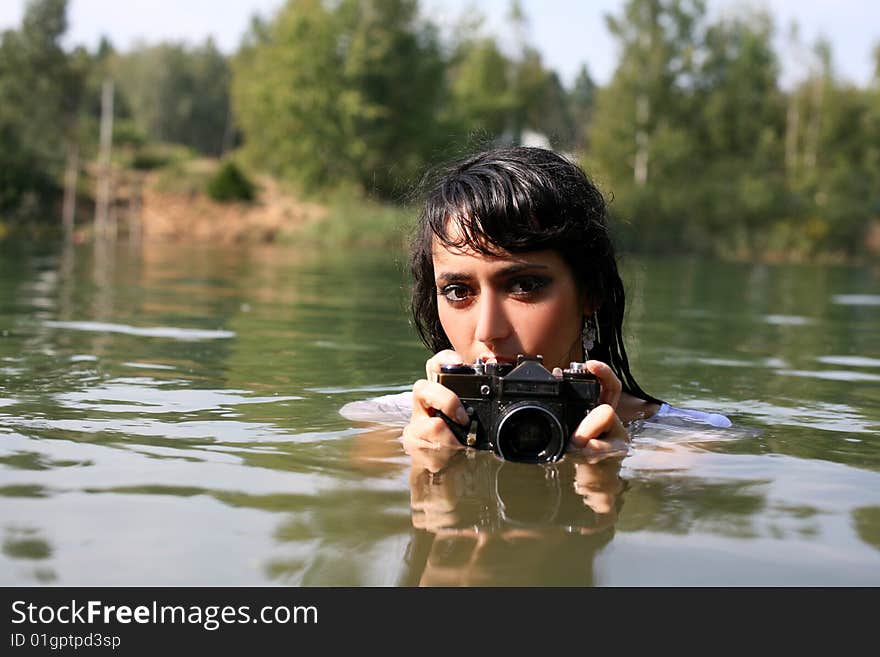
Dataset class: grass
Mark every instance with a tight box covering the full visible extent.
[290,191,415,248]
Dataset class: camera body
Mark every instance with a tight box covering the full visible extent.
[438,355,600,463]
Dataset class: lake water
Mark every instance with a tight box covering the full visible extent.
[1,239,879,586]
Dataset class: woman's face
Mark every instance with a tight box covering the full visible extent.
[432,237,587,371]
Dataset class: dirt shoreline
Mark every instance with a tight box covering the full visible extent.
[120,172,326,244]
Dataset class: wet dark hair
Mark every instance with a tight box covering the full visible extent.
[409,146,658,404]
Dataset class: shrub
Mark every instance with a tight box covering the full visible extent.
[205,161,256,202]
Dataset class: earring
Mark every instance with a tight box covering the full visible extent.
[582,314,597,356]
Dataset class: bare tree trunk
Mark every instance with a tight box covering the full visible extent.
[62,141,79,240]
[128,172,143,245]
[107,170,118,242]
[804,75,823,170]
[784,91,800,175]
[634,93,650,187]
[94,78,114,241]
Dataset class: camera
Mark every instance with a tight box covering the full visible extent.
[437,355,600,463]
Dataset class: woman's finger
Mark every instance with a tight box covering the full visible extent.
[411,379,469,425]
[584,360,622,409]
[425,350,465,382]
[570,403,630,452]
[402,415,463,450]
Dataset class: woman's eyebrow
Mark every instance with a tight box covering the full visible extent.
[435,263,549,283]
[434,271,471,284]
[495,263,550,276]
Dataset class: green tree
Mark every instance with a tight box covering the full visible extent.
[0,0,82,223]
[231,0,352,191]
[336,0,446,196]
[445,36,515,141]
[444,3,577,151]
[591,0,704,187]
[588,0,705,251]
[690,9,786,254]
[232,0,446,198]
[511,47,575,149]
[568,65,597,151]
[696,11,782,160]
[112,39,233,156]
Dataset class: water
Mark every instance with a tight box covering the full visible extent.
[1,239,878,586]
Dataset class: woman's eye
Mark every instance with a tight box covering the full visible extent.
[439,284,471,304]
[510,276,550,296]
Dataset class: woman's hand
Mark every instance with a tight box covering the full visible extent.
[570,403,630,459]
[573,457,626,515]
[566,360,628,459]
[584,360,622,409]
[401,350,469,453]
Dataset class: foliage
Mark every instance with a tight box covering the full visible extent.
[589,0,879,258]
[294,191,412,247]
[152,158,211,197]
[231,0,353,192]
[231,0,448,199]
[111,39,234,156]
[336,0,448,197]
[0,0,878,258]
[205,160,256,203]
[445,37,515,139]
[124,140,195,171]
[0,0,79,223]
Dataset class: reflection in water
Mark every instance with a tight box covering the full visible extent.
[3,527,52,560]
[853,507,880,550]
[401,449,625,586]
[2,527,57,583]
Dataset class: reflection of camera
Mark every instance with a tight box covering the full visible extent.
[429,451,608,532]
[437,355,599,463]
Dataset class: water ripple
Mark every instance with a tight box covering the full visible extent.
[43,321,235,340]
[763,314,813,326]
[777,369,880,383]
[55,378,302,414]
[832,294,880,306]
[734,400,878,434]
[817,356,880,368]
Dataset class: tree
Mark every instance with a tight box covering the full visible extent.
[592,0,704,188]
[336,0,447,196]
[231,0,353,191]
[690,9,786,252]
[445,36,515,140]
[569,65,597,151]
[0,0,83,225]
[696,11,782,160]
[510,47,575,149]
[588,0,705,251]
[232,0,446,198]
[112,39,233,156]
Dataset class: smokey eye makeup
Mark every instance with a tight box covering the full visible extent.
[507,274,552,297]
[438,283,472,304]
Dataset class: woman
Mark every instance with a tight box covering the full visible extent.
[342,146,729,455]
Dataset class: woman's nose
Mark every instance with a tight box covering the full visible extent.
[474,291,510,344]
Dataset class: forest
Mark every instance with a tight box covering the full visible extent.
[2,0,879,259]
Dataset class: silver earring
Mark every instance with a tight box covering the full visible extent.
[582,315,596,356]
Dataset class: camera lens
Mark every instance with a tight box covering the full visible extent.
[495,403,565,463]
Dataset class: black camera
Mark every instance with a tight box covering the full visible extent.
[437,355,600,463]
